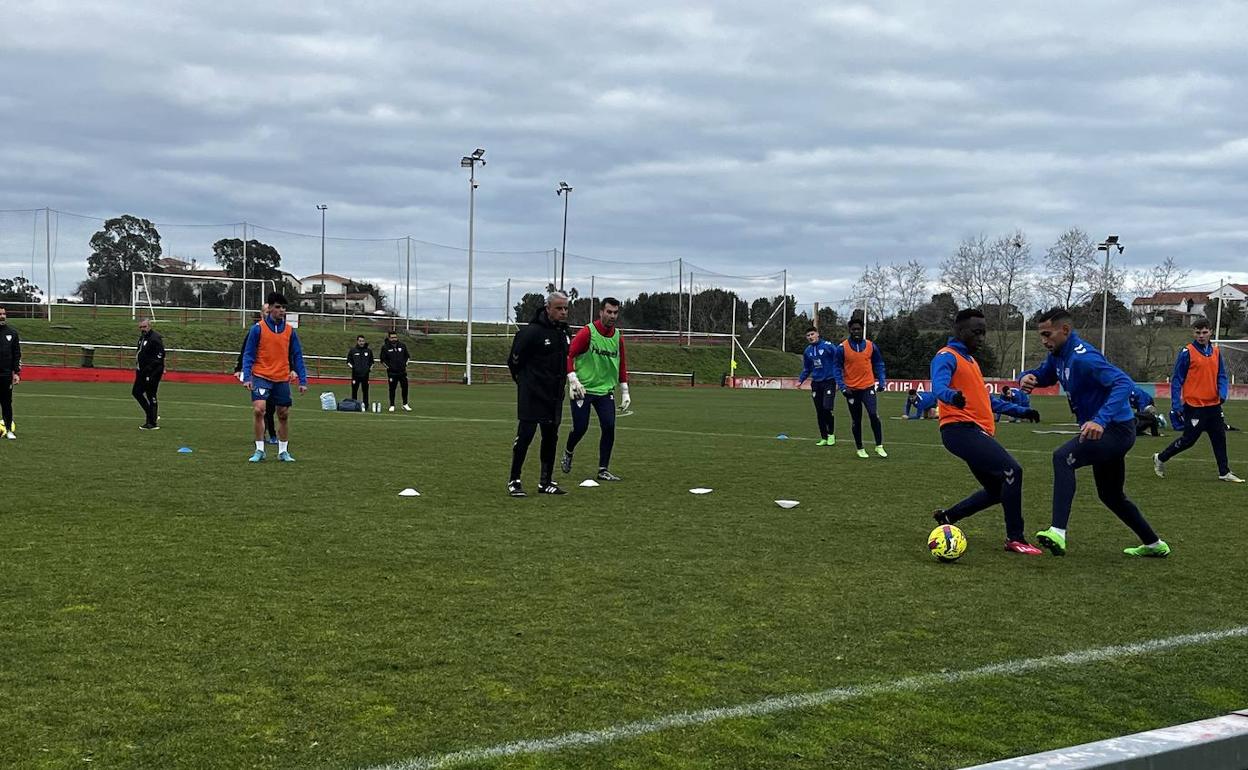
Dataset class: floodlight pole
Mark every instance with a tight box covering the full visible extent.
[1097,235,1122,353]
[317,205,328,316]
[461,149,485,385]
[782,269,788,353]
[557,182,572,291]
[405,236,411,333]
[45,207,52,321]
[241,221,248,325]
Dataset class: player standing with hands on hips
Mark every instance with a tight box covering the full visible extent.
[833,317,887,458]
[796,326,838,445]
[133,318,165,430]
[562,297,630,481]
[240,293,308,463]
[1153,317,1242,482]
[0,306,21,440]
[1020,308,1169,557]
[508,291,571,497]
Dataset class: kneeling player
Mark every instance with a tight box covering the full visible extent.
[904,387,937,420]
[930,309,1042,554]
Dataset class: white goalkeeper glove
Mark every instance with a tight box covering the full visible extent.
[567,372,586,400]
[619,383,631,412]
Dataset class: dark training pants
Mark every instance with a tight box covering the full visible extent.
[351,375,370,406]
[388,373,409,406]
[940,423,1026,541]
[511,420,559,484]
[1051,421,1158,544]
[1158,404,1230,476]
[132,370,162,425]
[809,379,837,439]
[845,387,883,449]
[567,392,617,470]
[0,375,12,427]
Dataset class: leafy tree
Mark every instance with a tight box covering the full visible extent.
[911,292,958,330]
[0,276,42,304]
[213,238,282,282]
[83,215,163,304]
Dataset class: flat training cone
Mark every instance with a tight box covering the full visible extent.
[579,479,600,487]
[689,488,713,495]
[775,433,789,440]
[177,447,193,454]
[398,488,420,497]
[774,500,800,509]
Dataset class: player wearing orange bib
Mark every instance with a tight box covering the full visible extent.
[1154,317,1241,482]
[240,293,308,463]
[930,309,1042,554]
[832,317,887,458]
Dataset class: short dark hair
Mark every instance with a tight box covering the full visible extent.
[806,325,819,334]
[954,308,985,326]
[387,330,398,337]
[907,387,917,396]
[600,297,620,309]
[265,292,287,307]
[1192,317,1211,330]
[1036,307,1073,325]
[356,335,366,340]
[847,317,864,329]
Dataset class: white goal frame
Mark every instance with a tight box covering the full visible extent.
[131,271,276,321]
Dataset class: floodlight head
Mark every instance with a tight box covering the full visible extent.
[460,157,474,167]
[1117,244,1124,253]
[316,204,327,211]
[1105,235,1119,244]
[472,148,485,158]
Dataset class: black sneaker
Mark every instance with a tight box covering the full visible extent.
[537,482,567,495]
[507,480,526,497]
[596,468,621,481]
[139,423,159,431]
[932,509,952,525]
[560,450,573,474]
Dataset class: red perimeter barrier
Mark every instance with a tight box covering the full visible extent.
[22,365,371,387]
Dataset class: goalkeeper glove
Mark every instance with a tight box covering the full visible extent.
[619,383,631,411]
[567,372,586,400]
[949,391,967,408]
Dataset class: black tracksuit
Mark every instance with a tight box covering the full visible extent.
[380,339,410,407]
[133,329,165,425]
[0,322,20,428]
[507,308,570,484]
[347,343,374,404]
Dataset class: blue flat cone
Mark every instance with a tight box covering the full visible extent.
[177,447,193,454]
[776,434,789,440]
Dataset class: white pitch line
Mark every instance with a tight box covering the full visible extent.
[362,625,1248,770]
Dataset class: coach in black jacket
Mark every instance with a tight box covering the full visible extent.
[506,291,571,496]
[347,336,374,405]
[0,306,21,438]
[134,318,165,429]
[380,331,411,411]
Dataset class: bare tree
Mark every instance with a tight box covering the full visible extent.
[889,260,929,316]
[854,262,893,322]
[1130,256,1191,380]
[1038,227,1096,309]
[939,234,991,310]
[982,230,1032,374]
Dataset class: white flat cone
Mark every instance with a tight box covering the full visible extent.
[774,500,800,509]
[689,488,713,495]
[398,488,420,497]
[579,479,600,488]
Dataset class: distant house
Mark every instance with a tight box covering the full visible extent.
[1131,285,1248,325]
[1131,291,1209,325]
[299,273,351,295]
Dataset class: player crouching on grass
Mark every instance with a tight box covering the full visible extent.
[930,309,1043,555]
[904,387,938,420]
[240,293,308,463]
[562,296,630,481]
[1020,307,1169,558]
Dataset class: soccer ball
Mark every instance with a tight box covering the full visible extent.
[928,524,967,563]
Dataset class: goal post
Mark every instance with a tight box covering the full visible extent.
[130,271,276,322]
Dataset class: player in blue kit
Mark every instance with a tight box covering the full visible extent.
[796,326,838,445]
[1020,308,1169,558]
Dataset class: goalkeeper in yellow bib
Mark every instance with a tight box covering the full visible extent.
[562,297,631,481]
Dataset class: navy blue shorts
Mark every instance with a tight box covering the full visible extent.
[250,376,292,407]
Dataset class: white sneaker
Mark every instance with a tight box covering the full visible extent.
[1220,472,1245,483]
[388,406,395,413]
[402,404,412,412]
[4,431,15,440]
[1153,454,1165,478]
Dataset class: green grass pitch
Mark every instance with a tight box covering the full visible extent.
[2,381,1247,769]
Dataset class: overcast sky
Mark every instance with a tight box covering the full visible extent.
[2,0,1246,316]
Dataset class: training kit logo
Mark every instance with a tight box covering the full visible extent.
[1066,453,1077,466]
[1074,344,1087,354]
